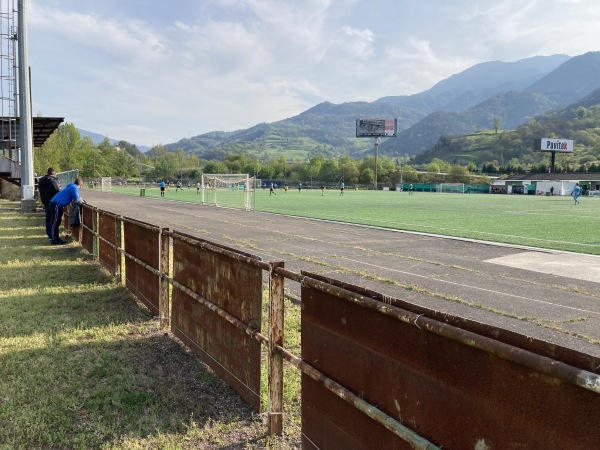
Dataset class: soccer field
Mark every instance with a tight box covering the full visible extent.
[107,186,600,255]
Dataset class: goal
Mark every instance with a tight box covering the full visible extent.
[201,174,253,210]
[55,169,78,188]
[101,177,112,192]
[436,183,465,194]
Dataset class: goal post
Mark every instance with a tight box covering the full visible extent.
[201,173,253,210]
[436,183,465,193]
[101,177,112,192]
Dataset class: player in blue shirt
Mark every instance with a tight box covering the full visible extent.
[48,178,84,245]
[572,183,581,205]
[159,180,166,197]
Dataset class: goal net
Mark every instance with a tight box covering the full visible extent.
[101,177,112,192]
[201,174,253,210]
[55,169,78,188]
[436,183,465,193]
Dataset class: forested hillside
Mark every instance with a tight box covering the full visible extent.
[163,54,598,161]
[414,88,600,174]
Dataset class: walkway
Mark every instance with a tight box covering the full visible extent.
[82,190,600,358]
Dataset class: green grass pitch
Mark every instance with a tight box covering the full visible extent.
[105,186,600,255]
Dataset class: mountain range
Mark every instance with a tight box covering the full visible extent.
[78,129,151,153]
[136,51,600,160]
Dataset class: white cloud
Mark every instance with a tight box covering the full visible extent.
[23,0,600,146]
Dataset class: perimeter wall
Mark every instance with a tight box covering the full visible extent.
[63,204,600,450]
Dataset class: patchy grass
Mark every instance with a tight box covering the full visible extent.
[0,202,300,449]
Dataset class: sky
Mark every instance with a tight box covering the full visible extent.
[25,0,600,148]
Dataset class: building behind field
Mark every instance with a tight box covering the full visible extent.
[493,173,600,196]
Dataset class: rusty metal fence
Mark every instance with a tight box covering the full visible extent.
[72,204,600,450]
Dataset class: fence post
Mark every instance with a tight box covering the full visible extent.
[115,217,123,285]
[159,228,170,329]
[92,208,99,258]
[75,206,82,242]
[268,261,285,435]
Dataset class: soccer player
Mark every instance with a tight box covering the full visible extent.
[321,185,325,196]
[159,180,166,197]
[298,182,302,193]
[572,183,581,205]
[197,181,201,194]
[270,183,276,196]
[340,182,344,196]
[176,181,182,192]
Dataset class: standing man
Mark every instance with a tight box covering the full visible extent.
[196,181,201,195]
[159,180,166,197]
[572,183,581,205]
[340,182,345,196]
[48,178,84,245]
[298,182,302,193]
[37,168,60,240]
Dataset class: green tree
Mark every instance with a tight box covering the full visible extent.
[54,123,84,171]
[359,167,374,184]
[203,161,229,174]
[448,165,472,184]
[492,115,501,134]
[319,159,340,182]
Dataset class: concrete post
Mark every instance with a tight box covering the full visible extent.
[17,0,35,212]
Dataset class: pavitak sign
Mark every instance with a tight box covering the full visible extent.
[533,138,574,153]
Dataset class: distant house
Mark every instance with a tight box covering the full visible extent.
[492,173,600,196]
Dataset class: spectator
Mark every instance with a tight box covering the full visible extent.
[48,178,84,245]
[37,168,60,240]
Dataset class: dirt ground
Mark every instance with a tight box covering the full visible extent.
[81,190,600,361]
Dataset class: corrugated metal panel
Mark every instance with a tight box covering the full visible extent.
[81,205,93,254]
[170,232,263,411]
[97,210,116,276]
[123,220,160,314]
[301,275,600,450]
[306,272,600,374]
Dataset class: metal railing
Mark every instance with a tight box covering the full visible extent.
[64,203,600,450]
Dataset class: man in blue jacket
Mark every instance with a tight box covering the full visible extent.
[48,178,84,245]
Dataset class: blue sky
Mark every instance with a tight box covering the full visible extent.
[27,0,600,147]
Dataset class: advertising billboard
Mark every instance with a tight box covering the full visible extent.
[533,138,574,153]
[356,118,397,138]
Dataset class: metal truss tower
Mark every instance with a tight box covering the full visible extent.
[0,0,17,161]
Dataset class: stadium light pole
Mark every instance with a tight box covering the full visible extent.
[17,0,35,212]
[253,166,257,211]
[374,137,379,191]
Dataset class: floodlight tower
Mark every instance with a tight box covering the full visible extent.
[17,0,35,211]
[0,0,18,162]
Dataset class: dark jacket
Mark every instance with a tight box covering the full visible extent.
[38,175,60,205]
